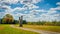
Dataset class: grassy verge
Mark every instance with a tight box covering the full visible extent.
[16,24,60,33]
[0,24,39,34]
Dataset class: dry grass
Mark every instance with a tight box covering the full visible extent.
[0,26,5,30]
[16,24,60,33]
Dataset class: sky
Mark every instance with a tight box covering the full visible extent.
[0,0,60,22]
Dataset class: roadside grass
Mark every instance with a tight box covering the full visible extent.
[16,24,60,32]
[0,24,39,34]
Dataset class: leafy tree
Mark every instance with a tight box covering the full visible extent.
[2,14,14,24]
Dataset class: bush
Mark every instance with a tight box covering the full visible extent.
[44,22,53,26]
[0,19,2,24]
[55,21,60,26]
[22,20,27,24]
[13,20,19,24]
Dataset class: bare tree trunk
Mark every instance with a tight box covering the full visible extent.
[19,16,23,27]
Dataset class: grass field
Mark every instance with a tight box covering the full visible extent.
[0,24,39,34]
[21,24,60,32]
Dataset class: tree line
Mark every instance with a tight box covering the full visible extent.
[0,14,60,26]
[27,21,60,26]
[0,14,27,24]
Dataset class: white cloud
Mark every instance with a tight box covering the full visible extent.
[0,5,27,14]
[0,0,60,22]
[0,0,42,4]
[47,10,56,14]
[13,7,27,11]
[0,5,13,15]
[38,5,60,21]
[30,9,46,13]
[39,13,60,21]
[0,12,5,18]
[0,0,18,4]
[20,0,42,4]
[4,6,60,22]
[50,6,60,11]
[23,3,39,10]
[56,2,60,5]
[48,6,60,14]
[32,0,42,4]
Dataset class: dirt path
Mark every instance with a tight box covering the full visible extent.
[10,25,60,34]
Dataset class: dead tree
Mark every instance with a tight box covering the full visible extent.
[19,16,23,27]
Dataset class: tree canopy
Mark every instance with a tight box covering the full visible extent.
[2,14,14,24]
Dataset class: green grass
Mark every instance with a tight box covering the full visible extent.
[16,24,60,33]
[0,24,39,34]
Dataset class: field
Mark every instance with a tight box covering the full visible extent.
[0,24,39,34]
[15,24,60,33]
[22,24,60,32]
[0,24,60,34]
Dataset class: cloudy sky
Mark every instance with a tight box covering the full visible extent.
[0,0,60,22]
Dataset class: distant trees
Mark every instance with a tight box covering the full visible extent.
[23,20,27,24]
[0,14,60,26]
[0,14,27,24]
[44,22,53,26]
[0,19,2,24]
[27,21,60,26]
[13,20,19,24]
[56,21,60,26]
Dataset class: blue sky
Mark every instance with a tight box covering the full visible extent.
[0,0,60,22]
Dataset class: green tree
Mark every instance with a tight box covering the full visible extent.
[2,14,14,24]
